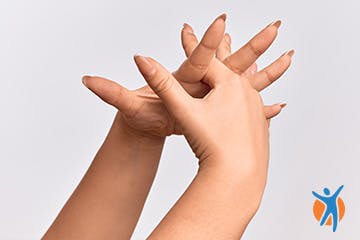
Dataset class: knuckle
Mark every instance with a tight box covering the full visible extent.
[263,69,276,83]
[153,74,173,93]
[223,57,238,73]
[200,40,217,51]
[278,56,291,68]
[248,40,263,57]
[224,56,246,74]
[189,58,211,71]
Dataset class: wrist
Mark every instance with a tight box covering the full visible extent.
[198,156,267,214]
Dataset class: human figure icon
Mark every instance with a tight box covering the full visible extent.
[312,185,344,232]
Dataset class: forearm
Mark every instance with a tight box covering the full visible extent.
[43,112,165,240]
[148,161,264,239]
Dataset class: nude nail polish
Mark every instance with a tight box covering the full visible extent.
[268,20,282,28]
[217,13,227,22]
[183,23,193,33]
[82,75,91,87]
[279,102,287,109]
[134,54,155,77]
[284,49,295,57]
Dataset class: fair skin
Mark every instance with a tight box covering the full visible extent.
[42,14,293,239]
[135,44,292,238]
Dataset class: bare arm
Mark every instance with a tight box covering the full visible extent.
[42,113,164,240]
[148,162,264,239]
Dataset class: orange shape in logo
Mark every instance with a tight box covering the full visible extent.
[313,198,345,225]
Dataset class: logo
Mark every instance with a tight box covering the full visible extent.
[312,185,345,232]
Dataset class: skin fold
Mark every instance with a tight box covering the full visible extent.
[42,14,293,240]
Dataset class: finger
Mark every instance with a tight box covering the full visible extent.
[82,75,136,114]
[264,102,287,119]
[266,102,287,127]
[181,23,198,57]
[134,55,192,116]
[223,20,281,74]
[216,33,232,61]
[174,14,226,84]
[188,14,226,70]
[251,50,294,91]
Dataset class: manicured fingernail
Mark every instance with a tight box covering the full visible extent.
[134,54,155,77]
[284,49,295,58]
[217,13,227,22]
[82,75,91,87]
[279,102,287,109]
[269,20,282,28]
[224,33,231,44]
[183,23,193,33]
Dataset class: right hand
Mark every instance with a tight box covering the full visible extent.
[134,47,293,198]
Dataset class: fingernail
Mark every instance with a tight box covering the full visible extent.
[279,102,287,109]
[284,49,295,58]
[183,23,193,33]
[224,33,231,44]
[134,54,155,77]
[82,75,91,87]
[216,13,227,22]
[268,20,282,28]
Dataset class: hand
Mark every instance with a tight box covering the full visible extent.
[82,14,291,139]
[135,51,294,239]
[134,49,293,196]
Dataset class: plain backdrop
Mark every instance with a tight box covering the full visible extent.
[0,0,359,239]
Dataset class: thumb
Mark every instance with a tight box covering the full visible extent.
[82,75,136,115]
[134,55,192,117]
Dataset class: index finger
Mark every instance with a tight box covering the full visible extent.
[174,14,226,84]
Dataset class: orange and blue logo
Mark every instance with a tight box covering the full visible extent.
[312,185,345,232]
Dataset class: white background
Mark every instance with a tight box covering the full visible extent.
[0,0,359,239]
